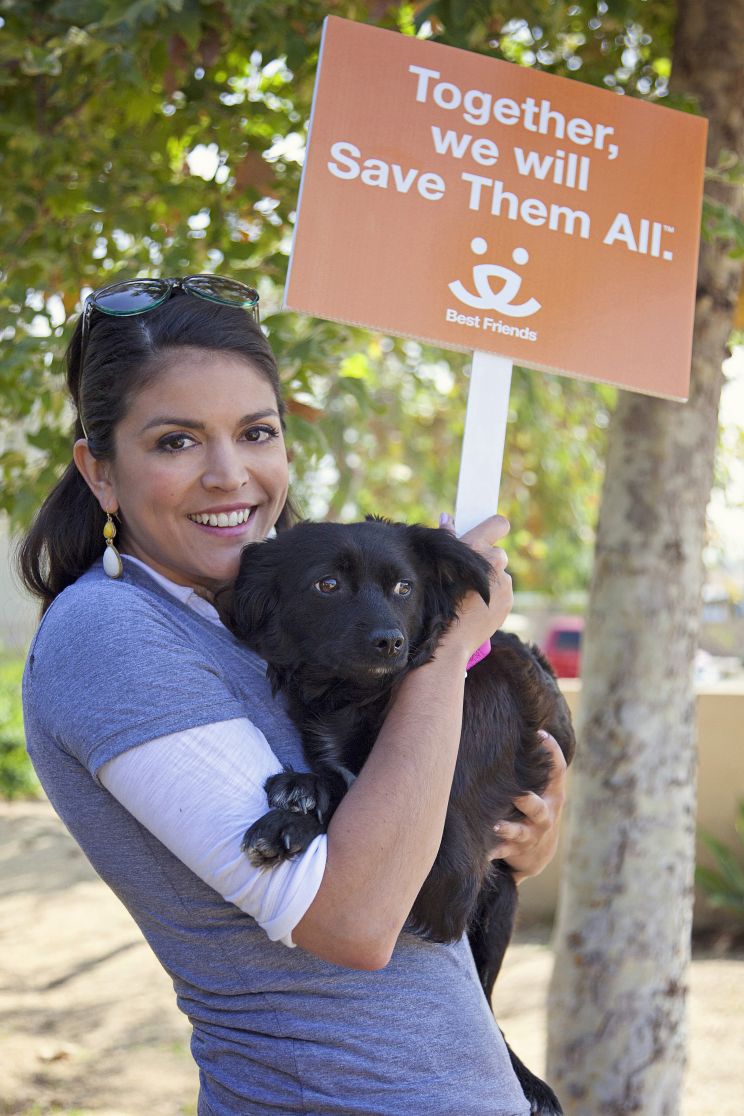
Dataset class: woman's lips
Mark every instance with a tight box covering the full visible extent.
[187,507,257,536]
[188,507,254,527]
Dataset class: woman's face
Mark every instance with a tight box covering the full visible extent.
[102,348,289,594]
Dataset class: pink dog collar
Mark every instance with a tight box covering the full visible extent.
[466,640,492,673]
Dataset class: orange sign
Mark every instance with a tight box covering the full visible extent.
[285,18,708,401]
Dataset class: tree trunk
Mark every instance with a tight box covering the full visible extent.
[546,1,744,1112]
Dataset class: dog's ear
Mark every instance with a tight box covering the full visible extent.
[226,540,281,642]
[402,525,492,667]
[524,640,577,766]
[404,525,492,608]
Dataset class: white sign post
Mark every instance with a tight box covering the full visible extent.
[454,353,513,535]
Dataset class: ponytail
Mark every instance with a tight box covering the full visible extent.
[18,462,107,614]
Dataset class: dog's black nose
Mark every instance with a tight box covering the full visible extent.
[370,629,405,658]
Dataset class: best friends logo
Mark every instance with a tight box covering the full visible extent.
[447,238,540,342]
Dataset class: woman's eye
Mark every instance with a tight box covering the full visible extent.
[393,580,412,597]
[243,425,280,444]
[314,577,340,595]
[158,432,197,452]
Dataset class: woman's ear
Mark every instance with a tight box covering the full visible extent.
[72,440,118,514]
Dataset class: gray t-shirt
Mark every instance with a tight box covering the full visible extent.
[23,560,530,1116]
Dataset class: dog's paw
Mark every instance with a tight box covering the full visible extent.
[241,808,323,868]
[264,771,333,822]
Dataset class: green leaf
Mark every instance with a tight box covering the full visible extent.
[339,352,372,381]
[699,831,744,893]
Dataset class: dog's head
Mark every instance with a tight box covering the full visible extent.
[227,518,492,690]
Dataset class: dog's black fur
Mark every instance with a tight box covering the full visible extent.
[227,518,575,1116]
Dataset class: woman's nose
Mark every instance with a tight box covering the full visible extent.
[202,442,249,490]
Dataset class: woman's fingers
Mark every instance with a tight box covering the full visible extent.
[536,731,568,808]
[460,513,510,552]
[490,805,542,859]
[439,513,510,572]
[438,514,509,579]
[437,514,513,651]
[489,731,568,881]
[461,518,511,607]
[480,565,513,635]
[490,546,509,572]
[504,792,550,832]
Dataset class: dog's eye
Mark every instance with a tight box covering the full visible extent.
[314,577,340,594]
[393,580,412,597]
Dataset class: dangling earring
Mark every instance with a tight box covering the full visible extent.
[102,512,123,579]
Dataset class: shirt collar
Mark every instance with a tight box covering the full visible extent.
[121,554,222,625]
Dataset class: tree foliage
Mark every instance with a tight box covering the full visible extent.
[0,0,721,595]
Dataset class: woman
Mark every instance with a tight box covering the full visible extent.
[21,276,567,1116]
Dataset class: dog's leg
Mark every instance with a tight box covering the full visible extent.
[264,762,351,820]
[264,770,335,819]
[467,865,518,998]
[504,1040,564,1116]
[407,815,483,942]
[407,866,481,942]
[468,872,564,1115]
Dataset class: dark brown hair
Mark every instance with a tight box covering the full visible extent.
[18,291,298,613]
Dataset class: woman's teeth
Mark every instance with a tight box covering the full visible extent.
[189,509,253,528]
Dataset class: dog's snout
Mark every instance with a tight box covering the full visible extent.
[370,628,405,658]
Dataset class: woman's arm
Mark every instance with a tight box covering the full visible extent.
[99,718,328,947]
[292,515,513,969]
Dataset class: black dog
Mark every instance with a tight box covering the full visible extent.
[227,518,575,1116]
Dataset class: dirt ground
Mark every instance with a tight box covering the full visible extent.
[1,800,742,1116]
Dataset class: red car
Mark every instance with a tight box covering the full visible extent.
[541,616,584,678]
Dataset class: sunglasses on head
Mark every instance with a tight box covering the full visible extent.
[77,274,260,438]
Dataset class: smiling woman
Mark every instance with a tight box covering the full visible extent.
[72,350,289,593]
[17,278,563,1116]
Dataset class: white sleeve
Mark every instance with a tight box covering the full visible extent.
[98,718,327,948]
